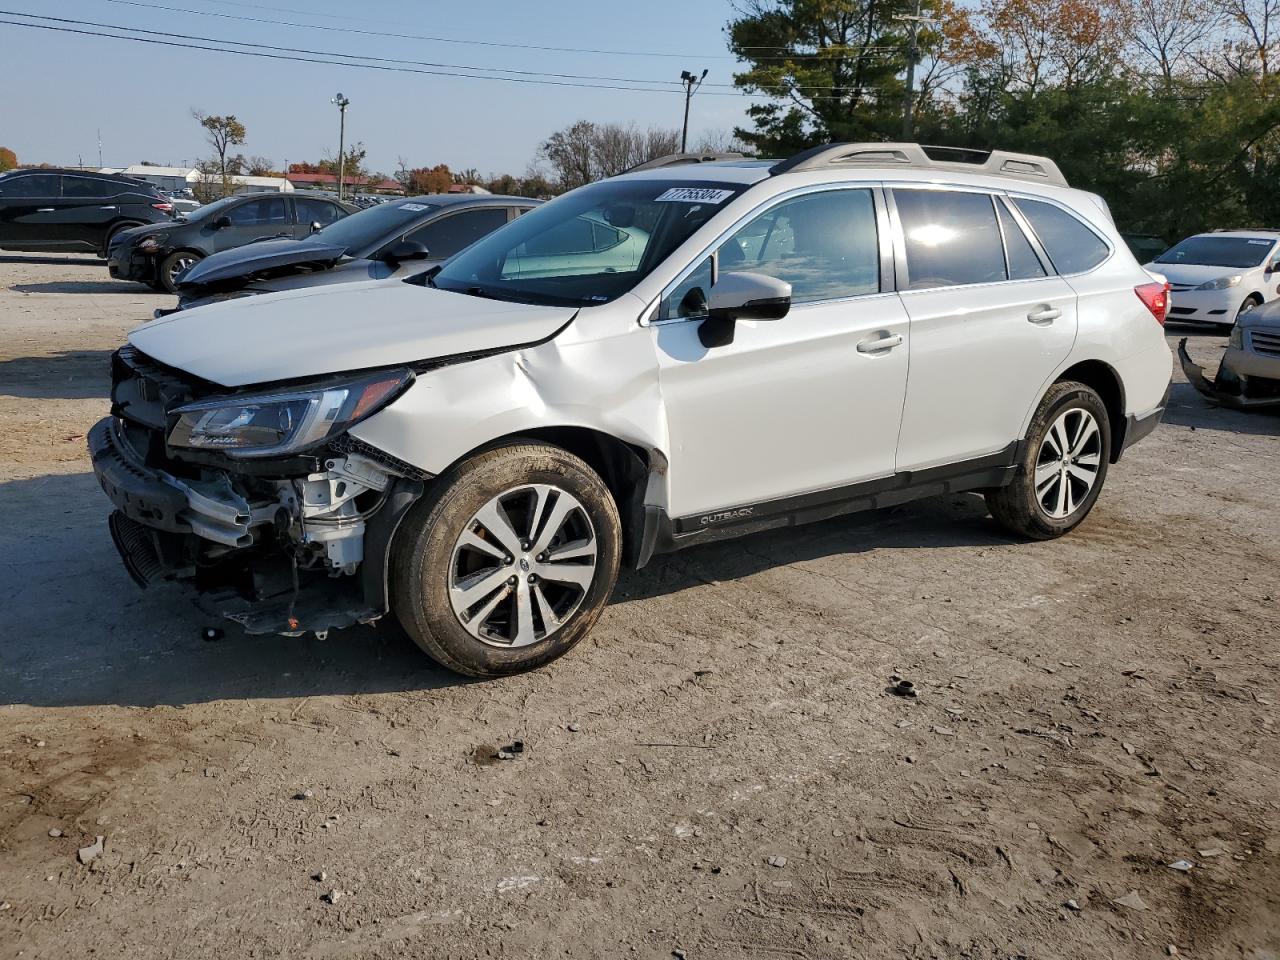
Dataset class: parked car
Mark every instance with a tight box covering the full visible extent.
[0,169,173,257]
[1145,229,1280,331]
[1178,303,1280,409]
[163,189,202,218]
[90,143,1172,677]
[107,192,357,293]
[170,194,539,310]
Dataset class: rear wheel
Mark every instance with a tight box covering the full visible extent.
[391,442,621,678]
[985,381,1111,540]
[158,250,202,294]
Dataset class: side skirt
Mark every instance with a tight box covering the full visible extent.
[647,444,1018,556]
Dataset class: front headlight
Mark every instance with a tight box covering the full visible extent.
[136,236,162,253]
[1196,275,1242,290]
[1229,325,1244,349]
[168,368,412,459]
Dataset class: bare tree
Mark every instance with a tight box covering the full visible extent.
[192,110,247,197]
[538,121,683,189]
[1128,0,1218,83]
[1209,0,1280,77]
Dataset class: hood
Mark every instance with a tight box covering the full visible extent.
[1146,261,1257,285]
[129,280,576,387]
[177,238,348,289]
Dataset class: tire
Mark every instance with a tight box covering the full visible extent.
[1221,295,1263,334]
[158,250,202,294]
[391,442,622,678]
[985,381,1112,540]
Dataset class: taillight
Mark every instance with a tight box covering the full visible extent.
[1135,280,1169,326]
[152,202,173,212]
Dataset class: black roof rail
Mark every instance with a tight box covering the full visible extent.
[769,142,1068,187]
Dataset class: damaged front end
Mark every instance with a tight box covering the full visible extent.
[90,346,425,637]
[1178,336,1280,410]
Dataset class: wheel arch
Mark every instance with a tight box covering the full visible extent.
[1053,359,1126,463]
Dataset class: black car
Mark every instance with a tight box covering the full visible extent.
[172,193,541,308]
[0,169,174,258]
[108,192,357,293]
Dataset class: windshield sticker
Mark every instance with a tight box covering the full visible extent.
[400,203,430,212]
[1248,239,1271,244]
[655,187,735,204]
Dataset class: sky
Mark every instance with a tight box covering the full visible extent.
[1,0,761,177]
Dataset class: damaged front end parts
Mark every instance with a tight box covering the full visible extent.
[1178,316,1280,410]
[91,347,423,637]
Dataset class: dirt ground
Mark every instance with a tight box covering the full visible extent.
[0,253,1276,960]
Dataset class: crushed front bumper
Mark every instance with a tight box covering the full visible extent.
[107,249,160,284]
[1177,338,1280,409]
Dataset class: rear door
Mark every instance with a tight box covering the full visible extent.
[59,175,121,248]
[213,194,292,252]
[0,173,64,249]
[890,186,1078,471]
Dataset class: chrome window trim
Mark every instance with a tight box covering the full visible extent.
[644,181,891,327]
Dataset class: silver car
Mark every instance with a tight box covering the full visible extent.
[1179,302,1280,408]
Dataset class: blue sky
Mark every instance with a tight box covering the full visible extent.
[1,0,760,176]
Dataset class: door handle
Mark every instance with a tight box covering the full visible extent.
[36,207,55,213]
[99,205,117,210]
[1027,305,1062,324]
[857,333,903,353]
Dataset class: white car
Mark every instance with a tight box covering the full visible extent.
[1146,230,1280,330]
[90,143,1173,677]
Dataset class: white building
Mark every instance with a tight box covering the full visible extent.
[99,166,294,195]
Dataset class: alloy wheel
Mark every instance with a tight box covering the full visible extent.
[167,254,198,286]
[1034,408,1102,520]
[448,484,598,648]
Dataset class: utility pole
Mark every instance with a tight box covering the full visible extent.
[896,0,937,140]
[97,129,102,169]
[331,92,350,200]
[679,69,708,153]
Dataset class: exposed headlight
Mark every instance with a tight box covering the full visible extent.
[1196,275,1242,290]
[1229,325,1244,349]
[168,368,412,458]
[137,236,162,253]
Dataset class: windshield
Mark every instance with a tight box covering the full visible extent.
[1156,235,1276,268]
[428,178,748,306]
[183,195,241,222]
[314,200,437,256]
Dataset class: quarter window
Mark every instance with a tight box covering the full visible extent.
[1012,197,1110,274]
[997,200,1046,280]
[895,189,1007,289]
[62,176,116,199]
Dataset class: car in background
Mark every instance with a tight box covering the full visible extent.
[163,189,202,218]
[0,169,174,257]
[1146,229,1280,331]
[107,192,356,293]
[171,194,539,308]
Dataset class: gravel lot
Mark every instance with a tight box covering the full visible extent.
[1,254,1277,960]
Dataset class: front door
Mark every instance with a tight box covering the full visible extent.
[654,187,911,520]
[212,194,293,252]
[889,186,1078,470]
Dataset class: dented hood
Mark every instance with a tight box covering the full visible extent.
[175,238,349,289]
[129,280,576,387]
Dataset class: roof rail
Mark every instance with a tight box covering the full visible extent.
[625,151,746,173]
[1210,226,1280,233]
[770,142,1068,187]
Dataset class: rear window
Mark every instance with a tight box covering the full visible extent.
[895,189,1007,289]
[1013,198,1111,274]
[1155,235,1275,269]
[62,176,116,199]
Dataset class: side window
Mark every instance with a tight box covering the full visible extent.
[228,196,288,226]
[62,177,113,199]
[0,174,60,198]
[1012,197,1110,274]
[997,200,1046,280]
[895,189,1007,289]
[296,197,344,227]
[409,208,508,259]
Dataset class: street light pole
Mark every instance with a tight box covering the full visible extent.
[331,92,350,200]
[679,69,708,153]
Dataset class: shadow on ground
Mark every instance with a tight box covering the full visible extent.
[0,471,1009,710]
[0,350,115,400]
[10,280,157,295]
[0,255,105,266]
[1163,381,1280,436]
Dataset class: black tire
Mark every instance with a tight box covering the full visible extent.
[158,250,202,294]
[985,381,1112,540]
[391,442,621,678]
[1222,295,1263,334]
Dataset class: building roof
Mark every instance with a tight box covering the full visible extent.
[287,172,402,191]
[107,165,200,179]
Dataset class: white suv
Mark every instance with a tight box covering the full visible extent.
[1149,229,1280,330]
[90,143,1173,677]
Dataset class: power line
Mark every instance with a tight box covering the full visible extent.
[0,11,891,97]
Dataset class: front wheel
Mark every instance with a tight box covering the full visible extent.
[391,443,621,678]
[158,250,202,294]
[985,381,1111,540]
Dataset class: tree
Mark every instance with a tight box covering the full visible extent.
[245,155,278,177]
[0,146,16,172]
[193,111,247,197]
[537,121,682,189]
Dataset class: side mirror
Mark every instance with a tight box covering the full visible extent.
[214,214,232,230]
[383,240,431,264]
[699,271,792,348]
[309,221,323,234]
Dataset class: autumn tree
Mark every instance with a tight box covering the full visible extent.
[0,146,16,172]
[245,155,279,177]
[193,111,247,197]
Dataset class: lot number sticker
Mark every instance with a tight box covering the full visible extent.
[400,203,430,212]
[655,187,735,204]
